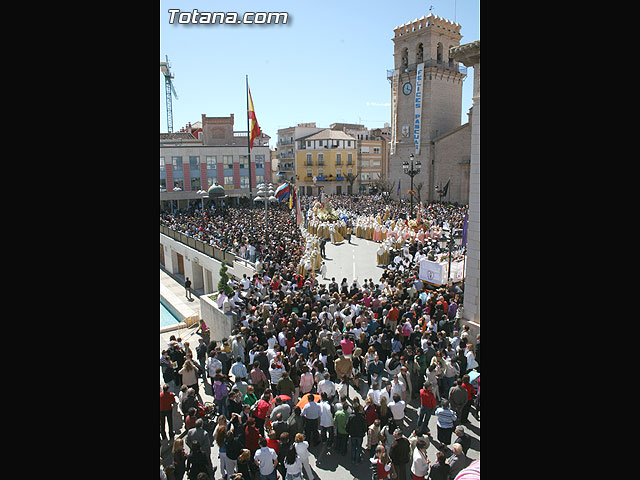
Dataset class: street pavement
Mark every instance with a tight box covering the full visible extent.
[160,238,480,480]
[317,236,385,289]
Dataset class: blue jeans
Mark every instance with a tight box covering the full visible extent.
[350,436,363,463]
[260,470,277,480]
[215,397,229,419]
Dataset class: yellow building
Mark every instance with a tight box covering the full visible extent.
[295,129,357,196]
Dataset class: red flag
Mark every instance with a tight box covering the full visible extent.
[248,86,262,150]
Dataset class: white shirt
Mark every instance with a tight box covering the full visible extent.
[318,379,336,398]
[254,446,277,475]
[411,448,430,476]
[294,440,310,460]
[379,388,391,406]
[269,365,284,385]
[319,401,334,428]
[367,388,381,406]
[285,457,303,475]
[388,400,405,420]
[391,380,406,398]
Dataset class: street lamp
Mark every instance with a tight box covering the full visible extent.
[402,153,421,219]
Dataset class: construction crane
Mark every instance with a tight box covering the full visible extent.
[160,55,178,133]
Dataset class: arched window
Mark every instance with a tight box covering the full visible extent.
[416,43,424,63]
[401,48,409,71]
[437,43,443,63]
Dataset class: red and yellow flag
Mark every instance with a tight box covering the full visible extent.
[248,86,262,150]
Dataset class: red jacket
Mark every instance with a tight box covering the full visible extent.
[461,382,475,401]
[160,391,175,412]
[267,438,279,454]
[419,388,437,409]
[245,424,260,452]
[253,399,271,420]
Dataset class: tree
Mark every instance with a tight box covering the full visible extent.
[218,261,234,296]
[345,173,357,195]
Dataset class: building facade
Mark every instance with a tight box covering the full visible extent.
[330,123,388,194]
[160,114,271,210]
[295,129,357,196]
[276,123,324,186]
[451,40,480,333]
[387,13,470,205]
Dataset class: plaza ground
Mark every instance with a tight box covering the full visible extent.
[160,237,480,479]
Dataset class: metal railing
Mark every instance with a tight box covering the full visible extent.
[160,225,256,270]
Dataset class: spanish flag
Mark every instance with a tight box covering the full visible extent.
[247,83,262,150]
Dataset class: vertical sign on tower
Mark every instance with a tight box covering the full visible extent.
[390,69,400,155]
[414,62,424,155]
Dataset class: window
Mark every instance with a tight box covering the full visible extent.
[318,153,324,165]
[336,168,342,177]
[306,154,312,166]
[306,169,312,178]
[347,153,353,165]
[318,168,324,177]
[336,153,342,165]
[373,147,380,154]
[256,175,265,184]
[172,157,183,171]
[224,176,234,186]
[160,157,165,171]
[437,43,443,63]
[240,176,250,189]
[239,155,248,169]
[255,154,265,169]
[189,156,200,169]
[223,156,233,169]
[206,156,217,169]
[160,178,166,189]
[191,177,201,190]
[173,178,184,190]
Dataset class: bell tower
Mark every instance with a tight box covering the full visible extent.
[388,13,467,201]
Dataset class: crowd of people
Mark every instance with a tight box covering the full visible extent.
[160,196,479,480]
[161,203,305,270]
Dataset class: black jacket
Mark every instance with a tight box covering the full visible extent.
[346,412,367,438]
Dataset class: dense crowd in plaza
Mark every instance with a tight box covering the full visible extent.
[160,195,479,480]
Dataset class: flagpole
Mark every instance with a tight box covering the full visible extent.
[246,75,253,197]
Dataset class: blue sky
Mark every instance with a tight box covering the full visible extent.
[160,0,479,146]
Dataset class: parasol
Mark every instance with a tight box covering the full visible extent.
[296,394,321,409]
[270,394,292,404]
